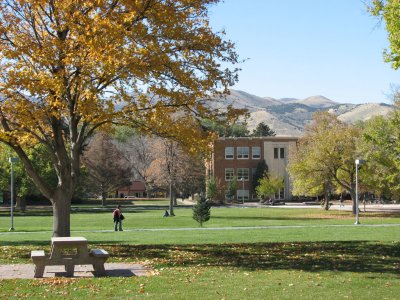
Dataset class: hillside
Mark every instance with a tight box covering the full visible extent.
[223,90,393,136]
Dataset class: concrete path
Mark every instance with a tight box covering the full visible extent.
[0,263,151,279]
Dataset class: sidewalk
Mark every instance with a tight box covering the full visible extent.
[0,263,151,279]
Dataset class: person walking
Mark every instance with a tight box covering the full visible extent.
[113,205,123,231]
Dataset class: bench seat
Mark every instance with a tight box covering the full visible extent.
[90,249,109,258]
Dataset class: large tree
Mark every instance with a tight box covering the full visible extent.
[0,0,239,236]
[288,112,360,212]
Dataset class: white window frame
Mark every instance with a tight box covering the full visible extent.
[225,190,233,200]
[252,146,261,159]
[225,168,234,181]
[274,147,285,159]
[237,168,249,181]
[280,148,285,159]
[274,188,285,200]
[237,189,249,201]
[225,147,234,160]
[274,147,279,159]
[237,147,249,159]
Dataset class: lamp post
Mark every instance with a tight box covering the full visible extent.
[9,157,18,231]
[240,177,245,204]
[355,159,365,225]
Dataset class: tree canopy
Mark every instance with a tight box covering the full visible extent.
[359,98,400,199]
[369,0,400,69]
[0,0,240,236]
[255,173,284,201]
[251,122,276,137]
[288,112,360,211]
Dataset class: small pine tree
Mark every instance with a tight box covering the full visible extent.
[192,196,211,227]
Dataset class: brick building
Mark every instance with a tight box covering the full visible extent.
[207,136,298,202]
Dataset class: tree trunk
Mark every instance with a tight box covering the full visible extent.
[169,182,175,216]
[16,197,26,212]
[101,191,107,207]
[173,188,177,206]
[52,194,72,237]
[323,193,330,211]
[350,190,357,215]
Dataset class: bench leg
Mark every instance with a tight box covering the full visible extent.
[93,262,106,276]
[34,264,45,278]
[65,264,75,277]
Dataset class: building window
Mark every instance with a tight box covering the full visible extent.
[274,147,285,159]
[237,190,249,201]
[252,147,261,159]
[225,190,233,201]
[237,168,249,181]
[274,188,285,199]
[225,168,234,181]
[237,147,249,159]
[225,147,234,159]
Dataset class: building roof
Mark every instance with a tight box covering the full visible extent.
[217,136,298,142]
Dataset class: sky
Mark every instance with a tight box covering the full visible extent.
[209,0,399,104]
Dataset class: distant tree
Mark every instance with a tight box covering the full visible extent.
[256,173,284,201]
[206,176,218,201]
[0,144,58,208]
[252,160,268,193]
[82,133,132,206]
[358,97,400,200]
[288,112,360,211]
[201,119,249,137]
[148,139,205,215]
[252,122,276,137]
[228,122,250,137]
[115,132,157,196]
[192,196,211,227]
[226,176,237,202]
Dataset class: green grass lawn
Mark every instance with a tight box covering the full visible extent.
[0,206,399,299]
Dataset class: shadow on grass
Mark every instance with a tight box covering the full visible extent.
[114,241,399,274]
[211,216,324,221]
[1,241,399,274]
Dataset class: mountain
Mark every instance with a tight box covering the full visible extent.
[222,90,393,136]
[294,95,338,108]
[217,90,281,110]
